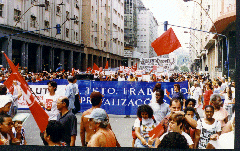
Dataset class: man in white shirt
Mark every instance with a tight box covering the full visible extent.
[190,82,202,108]
[40,81,59,145]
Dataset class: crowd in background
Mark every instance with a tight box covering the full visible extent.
[0,66,235,148]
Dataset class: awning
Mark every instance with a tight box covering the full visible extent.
[209,11,236,35]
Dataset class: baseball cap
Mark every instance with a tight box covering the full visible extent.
[84,108,108,121]
[0,95,12,108]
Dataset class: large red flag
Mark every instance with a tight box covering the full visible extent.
[105,61,108,69]
[3,52,49,133]
[151,28,181,56]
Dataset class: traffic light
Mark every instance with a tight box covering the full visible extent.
[56,24,61,34]
[164,21,168,31]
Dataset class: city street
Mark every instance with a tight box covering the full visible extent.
[20,105,204,147]
[20,110,137,147]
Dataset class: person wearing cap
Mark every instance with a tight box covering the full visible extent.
[80,91,120,147]
[65,76,79,113]
[85,108,117,147]
[56,96,77,146]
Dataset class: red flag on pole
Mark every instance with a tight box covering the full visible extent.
[105,61,108,69]
[93,63,99,71]
[2,52,49,133]
[3,73,16,94]
[151,28,181,56]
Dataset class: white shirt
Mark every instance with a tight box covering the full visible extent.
[149,102,170,125]
[160,131,194,146]
[190,86,202,106]
[208,131,234,149]
[134,118,157,138]
[42,93,59,120]
[196,118,222,149]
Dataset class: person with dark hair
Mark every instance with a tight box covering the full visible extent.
[185,99,200,121]
[44,121,65,146]
[167,84,186,108]
[184,107,198,143]
[149,89,170,124]
[0,114,21,145]
[150,83,161,103]
[80,91,120,147]
[134,104,157,148]
[39,81,59,145]
[65,76,79,113]
[194,105,221,149]
[56,96,77,146]
[157,132,189,149]
[153,113,193,148]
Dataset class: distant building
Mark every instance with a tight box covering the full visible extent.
[136,0,158,58]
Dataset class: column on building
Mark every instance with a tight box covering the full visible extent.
[68,50,73,71]
[60,50,64,70]
[76,52,81,70]
[2,37,12,68]
[49,48,54,72]
[36,45,43,73]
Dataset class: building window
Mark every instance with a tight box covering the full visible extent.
[66,28,69,37]
[30,15,36,27]
[56,6,60,15]
[104,41,107,47]
[95,37,98,46]
[45,0,49,11]
[66,11,69,20]
[76,32,78,41]
[44,20,49,31]
[14,9,21,22]
[0,4,3,17]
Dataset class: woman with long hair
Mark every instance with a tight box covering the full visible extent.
[134,104,157,148]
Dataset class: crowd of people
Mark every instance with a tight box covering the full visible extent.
[0,68,235,148]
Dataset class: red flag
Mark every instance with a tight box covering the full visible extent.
[93,63,99,71]
[87,67,92,73]
[132,63,137,71]
[99,67,103,72]
[3,52,49,133]
[151,28,181,56]
[72,68,75,76]
[105,61,108,69]
[148,123,164,138]
[149,69,153,74]
[3,73,16,94]
[166,89,170,96]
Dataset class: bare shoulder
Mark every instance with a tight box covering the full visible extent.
[82,108,93,117]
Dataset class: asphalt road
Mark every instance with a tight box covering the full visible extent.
[20,105,204,147]
[20,110,137,147]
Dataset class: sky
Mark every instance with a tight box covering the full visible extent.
[141,0,194,54]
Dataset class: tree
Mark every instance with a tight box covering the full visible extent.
[180,66,189,72]
[174,65,179,71]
